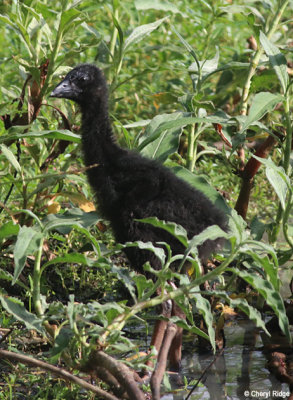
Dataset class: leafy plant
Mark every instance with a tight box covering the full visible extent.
[0,0,292,399]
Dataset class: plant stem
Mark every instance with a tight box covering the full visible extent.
[39,13,64,99]
[33,236,44,317]
[101,250,237,343]
[270,94,292,244]
[240,0,289,115]
[283,191,293,248]
[283,95,292,174]
[187,124,196,171]
[110,8,119,60]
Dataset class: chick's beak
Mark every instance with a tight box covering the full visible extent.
[50,78,72,98]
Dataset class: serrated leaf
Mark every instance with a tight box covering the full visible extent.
[219,5,265,23]
[230,269,291,343]
[0,144,21,172]
[111,265,136,302]
[124,18,167,53]
[259,31,289,93]
[13,226,43,285]
[0,295,45,334]
[240,92,283,133]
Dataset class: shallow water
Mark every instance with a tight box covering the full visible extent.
[160,319,292,400]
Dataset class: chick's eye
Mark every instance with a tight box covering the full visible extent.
[77,75,88,82]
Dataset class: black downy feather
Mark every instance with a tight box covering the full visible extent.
[51,64,228,274]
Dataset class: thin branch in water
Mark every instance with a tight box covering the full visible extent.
[185,348,224,400]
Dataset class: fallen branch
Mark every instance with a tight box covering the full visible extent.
[0,349,119,400]
[88,350,145,400]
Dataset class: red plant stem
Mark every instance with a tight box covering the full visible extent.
[235,135,277,219]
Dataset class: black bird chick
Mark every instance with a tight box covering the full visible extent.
[51,64,227,272]
[51,64,228,369]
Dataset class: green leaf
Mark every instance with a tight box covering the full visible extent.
[219,5,265,23]
[0,221,20,240]
[137,113,231,152]
[42,253,95,270]
[230,269,291,343]
[227,209,248,247]
[188,47,220,79]
[135,0,182,14]
[250,216,267,240]
[140,112,184,162]
[0,268,29,291]
[121,240,166,266]
[259,31,289,93]
[60,8,82,33]
[13,226,43,285]
[111,265,136,302]
[0,129,81,144]
[171,25,199,63]
[133,274,154,299]
[245,252,279,290]
[43,209,100,234]
[192,292,215,352]
[240,92,283,133]
[252,156,290,209]
[266,168,288,211]
[138,217,189,248]
[123,17,167,53]
[0,144,21,172]
[170,165,230,213]
[0,295,45,334]
[213,291,270,335]
[170,315,210,339]
[187,225,228,253]
[51,328,74,359]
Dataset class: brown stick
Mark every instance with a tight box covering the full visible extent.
[150,322,178,400]
[235,135,277,219]
[94,366,128,399]
[0,349,119,400]
[89,350,145,400]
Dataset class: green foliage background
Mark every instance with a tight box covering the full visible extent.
[0,0,292,398]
